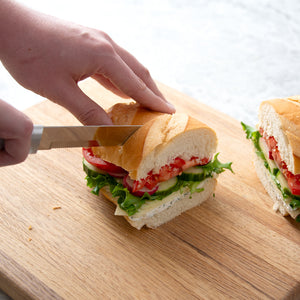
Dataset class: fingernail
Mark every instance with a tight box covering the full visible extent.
[167,102,176,113]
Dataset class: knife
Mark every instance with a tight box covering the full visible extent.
[0,125,141,154]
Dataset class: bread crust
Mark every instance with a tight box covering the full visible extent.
[107,102,165,125]
[92,103,217,180]
[259,97,300,174]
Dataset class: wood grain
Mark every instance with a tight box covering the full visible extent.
[0,79,299,299]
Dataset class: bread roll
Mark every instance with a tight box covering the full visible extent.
[82,102,227,229]
[92,103,217,180]
[246,96,300,220]
[259,97,300,174]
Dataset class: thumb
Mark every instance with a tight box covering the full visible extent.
[53,81,113,125]
[0,99,33,166]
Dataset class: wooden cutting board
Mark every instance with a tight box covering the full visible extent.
[0,79,299,300]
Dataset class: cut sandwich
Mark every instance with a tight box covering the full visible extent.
[242,96,300,221]
[83,102,232,229]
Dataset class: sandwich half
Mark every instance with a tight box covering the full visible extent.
[83,102,232,229]
[242,96,300,221]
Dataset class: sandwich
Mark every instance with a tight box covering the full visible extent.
[83,102,232,229]
[242,96,300,221]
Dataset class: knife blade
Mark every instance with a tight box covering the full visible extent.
[0,125,141,154]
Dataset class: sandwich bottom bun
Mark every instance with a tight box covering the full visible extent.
[100,177,217,230]
[253,154,300,219]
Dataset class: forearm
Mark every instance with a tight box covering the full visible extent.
[0,0,63,66]
[0,1,76,93]
[0,1,36,58]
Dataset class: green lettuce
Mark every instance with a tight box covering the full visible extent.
[201,153,233,175]
[85,153,233,216]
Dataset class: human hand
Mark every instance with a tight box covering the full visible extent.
[0,1,175,126]
[0,99,33,166]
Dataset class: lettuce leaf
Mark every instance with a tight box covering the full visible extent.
[283,188,300,209]
[86,173,117,196]
[201,153,233,175]
[84,154,233,216]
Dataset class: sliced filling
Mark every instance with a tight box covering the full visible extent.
[241,122,300,220]
[259,128,300,195]
[131,156,210,192]
[82,147,232,216]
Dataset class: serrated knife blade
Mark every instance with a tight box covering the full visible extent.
[0,125,141,154]
[30,125,141,153]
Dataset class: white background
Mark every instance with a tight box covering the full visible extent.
[1,0,300,126]
[1,1,300,298]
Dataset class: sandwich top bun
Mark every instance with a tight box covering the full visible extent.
[92,103,217,180]
[258,96,300,174]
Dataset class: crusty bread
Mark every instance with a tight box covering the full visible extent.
[89,103,219,229]
[253,154,300,219]
[100,177,217,229]
[107,102,165,125]
[92,103,217,180]
[258,97,300,174]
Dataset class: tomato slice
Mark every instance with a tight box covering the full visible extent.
[284,172,300,195]
[123,174,158,196]
[82,148,126,173]
[260,130,300,195]
[132,156,209,193]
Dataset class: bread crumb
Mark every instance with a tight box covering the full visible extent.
[28,225,32,230]
[28,238,32,242]
[52,206,62,210]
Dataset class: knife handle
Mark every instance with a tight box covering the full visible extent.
[0,125,44,155]
[30,125,44,154]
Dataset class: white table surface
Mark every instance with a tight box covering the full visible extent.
[1,0,300,299]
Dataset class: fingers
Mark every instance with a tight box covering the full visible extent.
[0,99,33,166]
[92,73,129,99]
[1,138,31,166]
[112,42,167,100]
[96,52,176,114]
[52,80,113,125]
